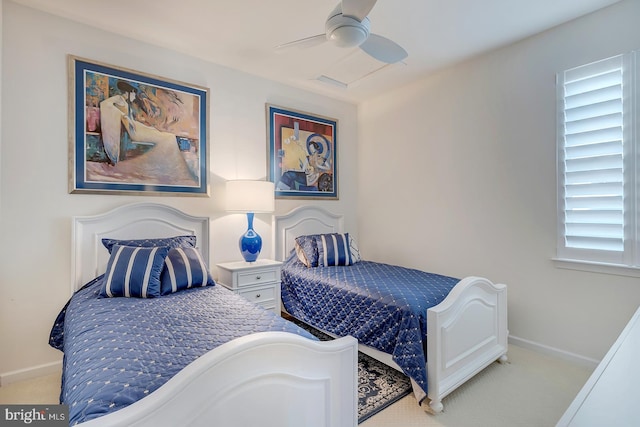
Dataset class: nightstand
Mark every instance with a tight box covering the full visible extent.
[216,259,282,315]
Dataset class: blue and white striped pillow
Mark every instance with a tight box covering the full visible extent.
[317,233,353,267]
[100,245,170,298]
[160,247,215,295]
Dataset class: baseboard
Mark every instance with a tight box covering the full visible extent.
[0,361,62,387]
[508,335,599,369]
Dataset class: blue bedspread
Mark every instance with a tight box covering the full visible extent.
[50,277,315,426]
[281,257,459,398]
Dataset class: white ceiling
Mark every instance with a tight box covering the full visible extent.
[11,0,621,103]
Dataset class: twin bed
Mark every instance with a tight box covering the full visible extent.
[274,206,508,413]
[54,203,358,427]
[52,202,508,426]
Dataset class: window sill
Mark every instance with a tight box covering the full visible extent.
[553,258,640,278]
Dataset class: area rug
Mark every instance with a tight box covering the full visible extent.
[287,316,412,423]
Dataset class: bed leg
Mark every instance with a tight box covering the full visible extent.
[429,399,443,413]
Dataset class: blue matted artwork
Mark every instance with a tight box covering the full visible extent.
[69,56,209,196]
[266,104,338,199]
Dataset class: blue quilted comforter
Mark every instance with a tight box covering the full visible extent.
[281,256,459,399]
[50,277,315,425]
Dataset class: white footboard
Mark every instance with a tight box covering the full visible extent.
[426,276,508,413]
[78,332,358,427]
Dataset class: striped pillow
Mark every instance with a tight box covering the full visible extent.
[160,247,215,295]
[317,233,353,267]
[100,245,170,298]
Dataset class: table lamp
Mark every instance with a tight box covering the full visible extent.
[225,180,275,262]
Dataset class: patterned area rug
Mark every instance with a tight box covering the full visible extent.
[286,315,412,423]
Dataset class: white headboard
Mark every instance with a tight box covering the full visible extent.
[273,206,344,261]
[72,203,210,293]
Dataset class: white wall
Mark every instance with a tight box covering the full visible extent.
[0,1,358,380]
[359,0,640,362]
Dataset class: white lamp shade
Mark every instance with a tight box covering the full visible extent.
[225,180,275,213]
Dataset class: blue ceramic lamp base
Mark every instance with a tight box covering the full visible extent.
[239,212,262,263]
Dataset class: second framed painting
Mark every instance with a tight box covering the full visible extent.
[266,104,338,199]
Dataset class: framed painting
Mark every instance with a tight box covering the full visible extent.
[266,104,338,199]
[68,55,210,196]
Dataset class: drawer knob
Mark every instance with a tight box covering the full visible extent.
[256,275,261,280]
[256,294,261,298]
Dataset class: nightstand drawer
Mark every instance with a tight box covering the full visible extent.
[216,259,282,315]
[236,269,278,287]
[238,286,275,304]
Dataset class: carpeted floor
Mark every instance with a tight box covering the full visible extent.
[359,343,593,427]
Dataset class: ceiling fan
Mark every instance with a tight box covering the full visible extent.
[276,0,407,64]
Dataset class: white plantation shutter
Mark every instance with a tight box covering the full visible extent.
[557,53,635,266]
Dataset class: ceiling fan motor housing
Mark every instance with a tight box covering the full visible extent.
[325,13,371,48]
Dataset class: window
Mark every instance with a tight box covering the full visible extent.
[557,52,637,270]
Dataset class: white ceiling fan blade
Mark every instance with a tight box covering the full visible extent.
[359,33,407,64]
[341,0,377,21]
[275,34,326,52]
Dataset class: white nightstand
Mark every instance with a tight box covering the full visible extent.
[216,259,282,315]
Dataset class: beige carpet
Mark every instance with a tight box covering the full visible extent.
[0,344,592,426]
[361,344,593,427]
[0,373,61,404]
